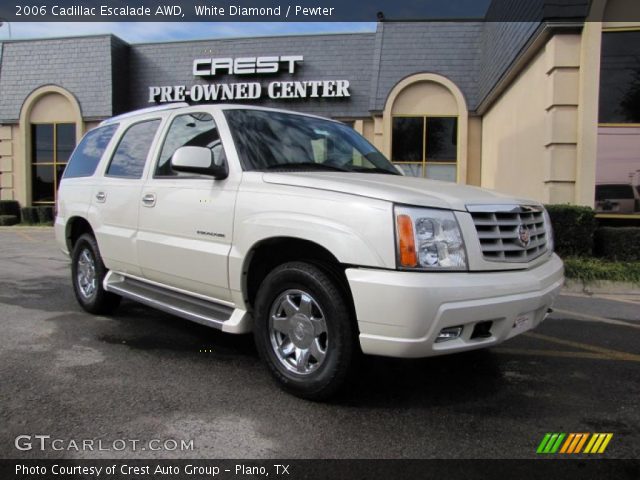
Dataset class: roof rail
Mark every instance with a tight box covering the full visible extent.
[100,102,189,125]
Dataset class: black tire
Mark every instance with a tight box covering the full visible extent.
[254,261,358,400]
[71,233,121,315]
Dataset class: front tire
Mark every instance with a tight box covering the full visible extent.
[254,262,358,400]
[71,233,121,315]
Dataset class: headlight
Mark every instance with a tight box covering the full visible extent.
[395,206,467,270]
[542,208,555,252]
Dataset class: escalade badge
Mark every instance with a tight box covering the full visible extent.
[517,224,531,248]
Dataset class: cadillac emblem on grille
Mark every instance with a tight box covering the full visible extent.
[517,224,531,248]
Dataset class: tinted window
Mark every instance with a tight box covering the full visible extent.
[32,124,54,163]
[56,124,76,163]
[106,120,160,178]
[156,113,224,177]
[225,109,397,174]
[392,117,423,162]
[64,124,118,179]
[595,184,635,200]
[599,31,640,123]
[32,164,54,203]
[426,117,457,161]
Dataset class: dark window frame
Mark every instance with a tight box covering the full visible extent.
[391,115,458,181]
[598,28,640,125]
[31,121,76,205]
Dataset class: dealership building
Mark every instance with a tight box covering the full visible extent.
[0,0,638,210]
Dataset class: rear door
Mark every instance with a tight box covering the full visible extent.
[89,118,163,276]
[136,111,240,302]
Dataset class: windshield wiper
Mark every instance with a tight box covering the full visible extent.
[350,166,400,175]
[262,162,351,172]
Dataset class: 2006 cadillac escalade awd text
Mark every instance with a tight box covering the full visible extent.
[55,103,564,399]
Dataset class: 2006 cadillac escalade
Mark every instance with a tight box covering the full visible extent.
[55,103,564,399]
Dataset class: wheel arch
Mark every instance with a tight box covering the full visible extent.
[241,236,356,320]
[65,216,95,253]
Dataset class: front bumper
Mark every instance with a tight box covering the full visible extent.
[346,253,564,358]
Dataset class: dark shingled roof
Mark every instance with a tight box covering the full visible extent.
[0,0,591,122]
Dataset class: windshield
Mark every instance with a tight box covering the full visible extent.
[224,109,399,175]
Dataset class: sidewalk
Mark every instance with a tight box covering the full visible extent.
[563,279,640,296]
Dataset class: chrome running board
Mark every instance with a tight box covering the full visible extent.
[104,272,233,330]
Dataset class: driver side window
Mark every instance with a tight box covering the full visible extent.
[155,112,225,177]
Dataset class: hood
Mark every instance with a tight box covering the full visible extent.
[262,172,538,211]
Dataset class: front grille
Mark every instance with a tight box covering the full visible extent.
[469,205,548,263]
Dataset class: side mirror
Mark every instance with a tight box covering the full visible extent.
[171,146,228,179]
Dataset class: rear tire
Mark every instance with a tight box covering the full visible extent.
[254,261,358,400]
[71,233,121,315]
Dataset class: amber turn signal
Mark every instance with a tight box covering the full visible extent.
[397,214,417,267]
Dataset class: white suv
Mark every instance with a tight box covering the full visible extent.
[55,103,564,399]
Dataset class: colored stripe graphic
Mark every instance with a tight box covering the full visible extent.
[560,433,575,453]
[564,433,588,454]
[537,433,552,453]
[537,433,565,454]
[574,433,589,453]
[584,433,614,454]
[538,433,613,454]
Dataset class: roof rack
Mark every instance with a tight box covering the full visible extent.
[100,103,189,125]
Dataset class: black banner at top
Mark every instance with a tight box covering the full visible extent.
[0,0,639,23]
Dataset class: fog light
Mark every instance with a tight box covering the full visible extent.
[436,326,463,343]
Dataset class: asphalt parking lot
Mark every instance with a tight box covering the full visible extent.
[1,227,639,459]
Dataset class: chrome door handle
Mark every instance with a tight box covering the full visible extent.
[142,193,156,207]
[95,192,106,203]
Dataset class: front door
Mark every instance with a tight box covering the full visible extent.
[136,111,239,302]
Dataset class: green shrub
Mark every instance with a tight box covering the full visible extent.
[36,206,54,224]
[0,200,21,221]
[20,207,38,224]
[20,206,55,225]
[0,214,19,226]
[20,206,54,225]
[564,257,640,284]
[544,204,596,257]
[594,227,640,262]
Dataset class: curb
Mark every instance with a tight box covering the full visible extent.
[0,225,54,229]
[563,279,640,296]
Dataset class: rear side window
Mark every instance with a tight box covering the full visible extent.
[63,124,118,179]
[106,119,161,178]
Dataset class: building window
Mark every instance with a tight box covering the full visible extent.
[391,116,457,181]
[596,28,640,215]
[31,123,76,205]
[599,30,640,124]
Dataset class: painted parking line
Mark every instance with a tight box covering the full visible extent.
[0,228,49,243]
[494,331,640,363]
[551,308,640,330]
[525,331,640,361]
[494,348,619,361]
[12,230,37,242]
[561,292,640,308]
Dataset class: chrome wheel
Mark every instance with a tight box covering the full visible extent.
[269,289,328,375]
[76,248,97,299]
